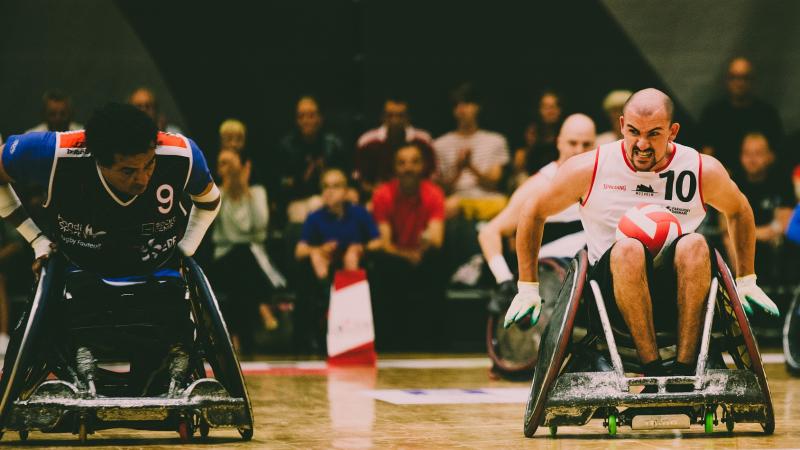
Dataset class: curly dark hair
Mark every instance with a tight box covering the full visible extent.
[85,102,158,167]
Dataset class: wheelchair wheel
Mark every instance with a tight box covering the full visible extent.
[714,250,775,434]
[524,250,589,438]
[486,258,569,379]
[782,289,800,376]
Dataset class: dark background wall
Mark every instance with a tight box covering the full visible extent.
[3,0,797,161]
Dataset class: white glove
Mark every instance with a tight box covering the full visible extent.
[736,274,779,316]
[503,281,542,328]
[30,234,54,260]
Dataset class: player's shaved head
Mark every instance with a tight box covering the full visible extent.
[559,113,596,137]
[623,88,674,122]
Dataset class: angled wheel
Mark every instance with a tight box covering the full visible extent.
[715,250,775,434]
[239,427,253,441]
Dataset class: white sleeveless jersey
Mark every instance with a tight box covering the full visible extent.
[580,140,707,264]
[539,161,580,224]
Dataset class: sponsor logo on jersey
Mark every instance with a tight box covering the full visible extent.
[634,184,656,197]
[603,183,626,191]
[57,214,107,240]
[666,206,690,215]
[140,236,177,262]
[66,148,88,156]
[8,139,18,155]
[141,217,177,236]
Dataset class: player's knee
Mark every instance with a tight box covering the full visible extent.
[675,233,710,267]
[611,238,647,271]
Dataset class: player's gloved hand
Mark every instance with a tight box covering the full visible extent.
[503,281,542,329]
[736,274,780,317]
[30,235,55,283]
[488,280,517,315]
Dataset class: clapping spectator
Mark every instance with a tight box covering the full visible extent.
[212,149,284,354]
[26,90,82,133]
[434,83,509,220]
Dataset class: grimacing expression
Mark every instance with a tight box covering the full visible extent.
[321,171,348,208]
[740,134,773,176]
[620,108,679,172]
[297,98,322,137]
[395,146,424,179]
[102,148,157,196]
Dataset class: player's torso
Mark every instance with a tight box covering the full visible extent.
[580,140,707,263]
[44,131,191,276]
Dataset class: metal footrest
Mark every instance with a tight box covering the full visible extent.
[6,378,248,432]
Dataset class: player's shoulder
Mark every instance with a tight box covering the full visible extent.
[155,131,192,155]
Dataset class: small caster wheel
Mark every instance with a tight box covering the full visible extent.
[19,430,28,441]
[725,416,735,433]
[199,420,210,438]
[238,427,253,441]
[549,425,557,437]
[78,422,88,444]
[178,420,193,442]
[607,413,617,436]
[704,410,714,434]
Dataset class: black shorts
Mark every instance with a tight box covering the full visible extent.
[585,235,705,334]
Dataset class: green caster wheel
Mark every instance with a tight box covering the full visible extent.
[608,413,617,436]
[704,410,714,434]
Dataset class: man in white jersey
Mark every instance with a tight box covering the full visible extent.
[505,88,778,382]
[480,114,595,309]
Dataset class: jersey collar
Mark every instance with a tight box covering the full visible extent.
[95,163,139,206]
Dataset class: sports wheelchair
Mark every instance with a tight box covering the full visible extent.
[523,248,774,437]
[0,253,254,443]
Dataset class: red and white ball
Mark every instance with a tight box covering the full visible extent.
[615,204,682,261]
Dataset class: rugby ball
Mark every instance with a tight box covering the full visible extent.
[615,204,682,262]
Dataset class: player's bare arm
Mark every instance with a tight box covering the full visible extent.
[699,154,755,276]
[517,151,597,283]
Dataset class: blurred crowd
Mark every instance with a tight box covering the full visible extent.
[1,56,799,355]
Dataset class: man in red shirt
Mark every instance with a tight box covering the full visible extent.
[370,143,445,350]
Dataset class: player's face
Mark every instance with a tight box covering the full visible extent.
[103,148,157,196]
[620,109,679,172]
[740,135,773,176]
[321,171,347,208]
[556,129,595,160]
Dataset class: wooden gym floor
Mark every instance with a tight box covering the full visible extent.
[2,351,799,449]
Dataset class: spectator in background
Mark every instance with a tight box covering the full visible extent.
[276,96,348,225]
[723,132,796,284]
[371,143,445,350]
[435,83,509,220]
[212,149,283,354]
[219,119,246,153]
[128,86,183,134]
[596,89,632,145]
[294,168,380,353]
[354,95,436,197]
[699,57,783,172]
[26,90,82,133]
[511,90,564,187]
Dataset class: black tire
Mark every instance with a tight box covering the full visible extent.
[783,290,800,376]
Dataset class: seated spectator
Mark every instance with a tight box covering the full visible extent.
[434,83,509,220]
[276,96,348,225]
[212,149,283,354]
[26,90,82,133]
[511,90,564,187]
[596,89,632,145]
[219,119,247,153]
[128,86,183,134]
[354,95,436,197]
[294,168,380,353]
[699,57,783,172]
[723,132,796,284]
[371,143,445,350]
